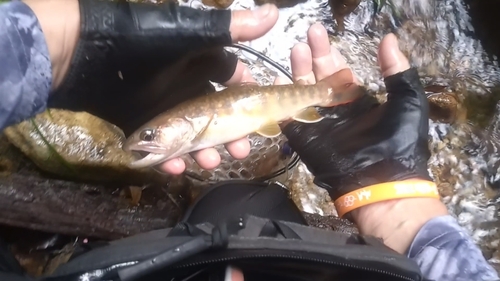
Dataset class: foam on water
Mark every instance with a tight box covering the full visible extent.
[180,0,500,265]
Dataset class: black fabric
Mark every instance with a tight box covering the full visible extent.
[32,183,425,281]
[258,221,302,239]
[181,181,308,226]
[49,0,238,135]
[282,68,433,201]
[41,218,425,281]
[0,272,33,281]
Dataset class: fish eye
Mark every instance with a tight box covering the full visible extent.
[139,129,155,142]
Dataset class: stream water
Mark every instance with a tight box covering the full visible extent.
[182,0,500,267]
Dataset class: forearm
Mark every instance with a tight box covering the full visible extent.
[0,0,79,131]
[0,1,51,130]
[351,197,448,254]
[408,215,499,281]
[22,0,80,89]
[351,193,499,280]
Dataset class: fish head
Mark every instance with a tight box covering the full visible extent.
[123,117,196,169]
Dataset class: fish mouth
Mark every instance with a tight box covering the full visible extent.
[128,152,171,169]
[124,143,171,169]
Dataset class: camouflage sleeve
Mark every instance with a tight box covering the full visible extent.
[408,215,500,281]
[0,1,52,131]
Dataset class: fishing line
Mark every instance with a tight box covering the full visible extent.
[230,43,294,81]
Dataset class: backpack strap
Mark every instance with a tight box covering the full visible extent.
[259,220,302,240]
[117,221,230,281]
[167,222,207,237]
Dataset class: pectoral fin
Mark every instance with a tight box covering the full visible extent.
[191,114,216,142]
[292,107,324,123]
[256,123,282,138]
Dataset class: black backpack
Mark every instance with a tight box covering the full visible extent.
[1,181,430,281]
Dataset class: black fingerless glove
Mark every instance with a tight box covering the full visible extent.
[49,0,238,135]
[283,68,433,202]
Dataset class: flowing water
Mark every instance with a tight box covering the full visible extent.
[181,0,500,267]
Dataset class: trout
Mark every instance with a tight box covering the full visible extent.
[123,69,360,169]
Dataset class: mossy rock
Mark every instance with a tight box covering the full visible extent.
[2,109,173,185]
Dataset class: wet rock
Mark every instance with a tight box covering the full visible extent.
[286,162,337,216]
[425,85,467,124]
[202,0,234,8]
[0,136,19,178]
[0,171,188,240]
[303,213,359,234]
[3,109,172,185]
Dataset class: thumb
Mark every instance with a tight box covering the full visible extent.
[229,4,279,42]
[225,266,244,281]
[377,33,411,77]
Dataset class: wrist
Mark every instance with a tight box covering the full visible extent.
[23,0,80,90]
[350,196,449,254]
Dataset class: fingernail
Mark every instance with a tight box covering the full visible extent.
[224,266,233,281]
[254,4,272,19]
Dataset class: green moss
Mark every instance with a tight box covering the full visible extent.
[463,87,500,128]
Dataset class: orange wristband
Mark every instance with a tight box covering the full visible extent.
[334,180,440,218]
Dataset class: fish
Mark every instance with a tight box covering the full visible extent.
[122,69,359,169]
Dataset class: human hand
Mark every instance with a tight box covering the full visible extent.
[37,0,278,174]
[276,23,437,217]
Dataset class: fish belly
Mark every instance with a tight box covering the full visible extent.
[189,112,288,152]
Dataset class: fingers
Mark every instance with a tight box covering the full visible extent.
[307,23,340,81]
[221,60,253,160]
[292,23,356,86]
[225,266,244,281]
[379,33,426,112]
[229,4,279,42]
[158,138,250,175]
[377,33,410,77]
[291,43,316,84]
[189,138,249,170]
[158,150,222,175]
[274,76,292,85]
[158,58,252,175]
[154,5,278,176]
[225,138,251,159]
[224,60,257,85]
[158,158,186,175]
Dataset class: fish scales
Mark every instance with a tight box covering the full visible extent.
[123,69,356,168]
[170,83,329,123]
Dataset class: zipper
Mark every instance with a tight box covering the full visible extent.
[172,253,418,281]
